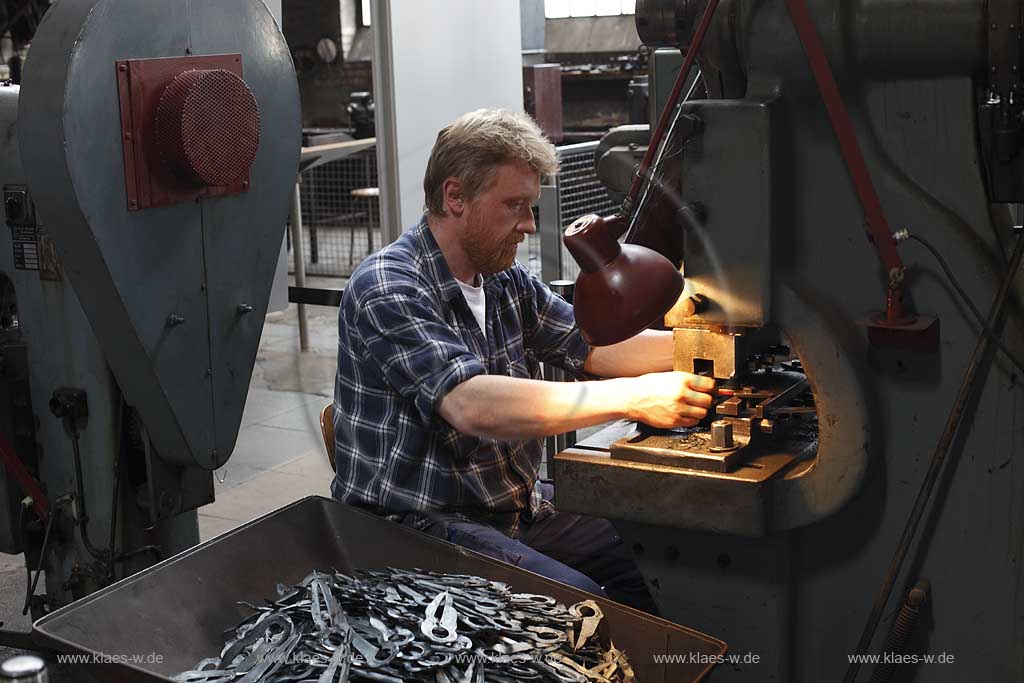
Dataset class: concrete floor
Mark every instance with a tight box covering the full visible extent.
[0,289,344,681]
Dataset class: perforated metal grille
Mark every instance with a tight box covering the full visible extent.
[556,147,617,281]
[155,69,261,186]
[557,149,618,227]
[522,143,617,281]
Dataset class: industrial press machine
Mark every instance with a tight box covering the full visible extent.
[555,0,1024,681]
[0,0,300,623]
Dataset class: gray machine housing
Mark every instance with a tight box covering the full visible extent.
[556,1,1024,681]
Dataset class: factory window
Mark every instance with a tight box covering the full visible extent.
[545,0,636,18]
[360,0,371,27]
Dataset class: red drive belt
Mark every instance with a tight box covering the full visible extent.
[786,0,904,276]
[0,430,49,521]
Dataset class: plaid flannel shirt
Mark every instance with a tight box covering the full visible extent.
[330,216,591,537]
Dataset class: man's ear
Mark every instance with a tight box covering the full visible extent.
[443,178,466,218]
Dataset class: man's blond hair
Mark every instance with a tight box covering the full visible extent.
[423,109,559,216]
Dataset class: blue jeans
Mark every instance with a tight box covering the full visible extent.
[423,482,657,614]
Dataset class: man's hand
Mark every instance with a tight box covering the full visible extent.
[621,371,716,428]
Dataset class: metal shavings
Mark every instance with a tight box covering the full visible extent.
[175,568,637,683]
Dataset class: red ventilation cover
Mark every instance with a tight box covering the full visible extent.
[116,54,259,210]
[155,69,261,187]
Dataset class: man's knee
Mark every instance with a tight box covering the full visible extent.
[434,519,607,598]
[517,556,607,597]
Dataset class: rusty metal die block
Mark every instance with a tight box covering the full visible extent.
[716,395,743,416]
[611,429,751,473]
[673,327,747,379]
[710,419,736,451]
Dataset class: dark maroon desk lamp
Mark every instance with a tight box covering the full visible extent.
[562,214,684,347]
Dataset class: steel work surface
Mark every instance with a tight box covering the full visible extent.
[32,497,725,682]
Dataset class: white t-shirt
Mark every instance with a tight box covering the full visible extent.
[457,276,487,340]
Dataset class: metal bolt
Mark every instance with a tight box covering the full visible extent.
[888,266,906,289]
[123,131,132,141]
[206,368,213,377]
[166,314,185,327]
[118,63,128,72]
[710,420,735,451]
[237,303,253,314]
[128,200,138,210]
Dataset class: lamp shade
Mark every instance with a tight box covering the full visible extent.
[563,213,684,346]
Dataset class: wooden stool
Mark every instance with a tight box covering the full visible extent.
[350,187,379,264]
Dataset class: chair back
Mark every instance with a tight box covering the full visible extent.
[319,403,336,472]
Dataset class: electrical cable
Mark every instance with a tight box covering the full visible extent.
[108,402,164,568]
[69,429,111,562]
[623,69,705,244]
[106,399,125,583]
[22,496,62,616]
[906,233,1024,376]
[18,500,31,615]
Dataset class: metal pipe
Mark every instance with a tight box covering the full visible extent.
[844,233,1024,683]
[289,180,310,352]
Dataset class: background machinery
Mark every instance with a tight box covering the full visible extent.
[0,0,301,624]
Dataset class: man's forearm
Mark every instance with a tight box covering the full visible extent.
[438,368,714,441]
[438,375,631,441]
[583,329,673,377]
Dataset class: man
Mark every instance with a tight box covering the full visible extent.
[332,109,715,611]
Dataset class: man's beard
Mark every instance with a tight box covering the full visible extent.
[460,207,522,274]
